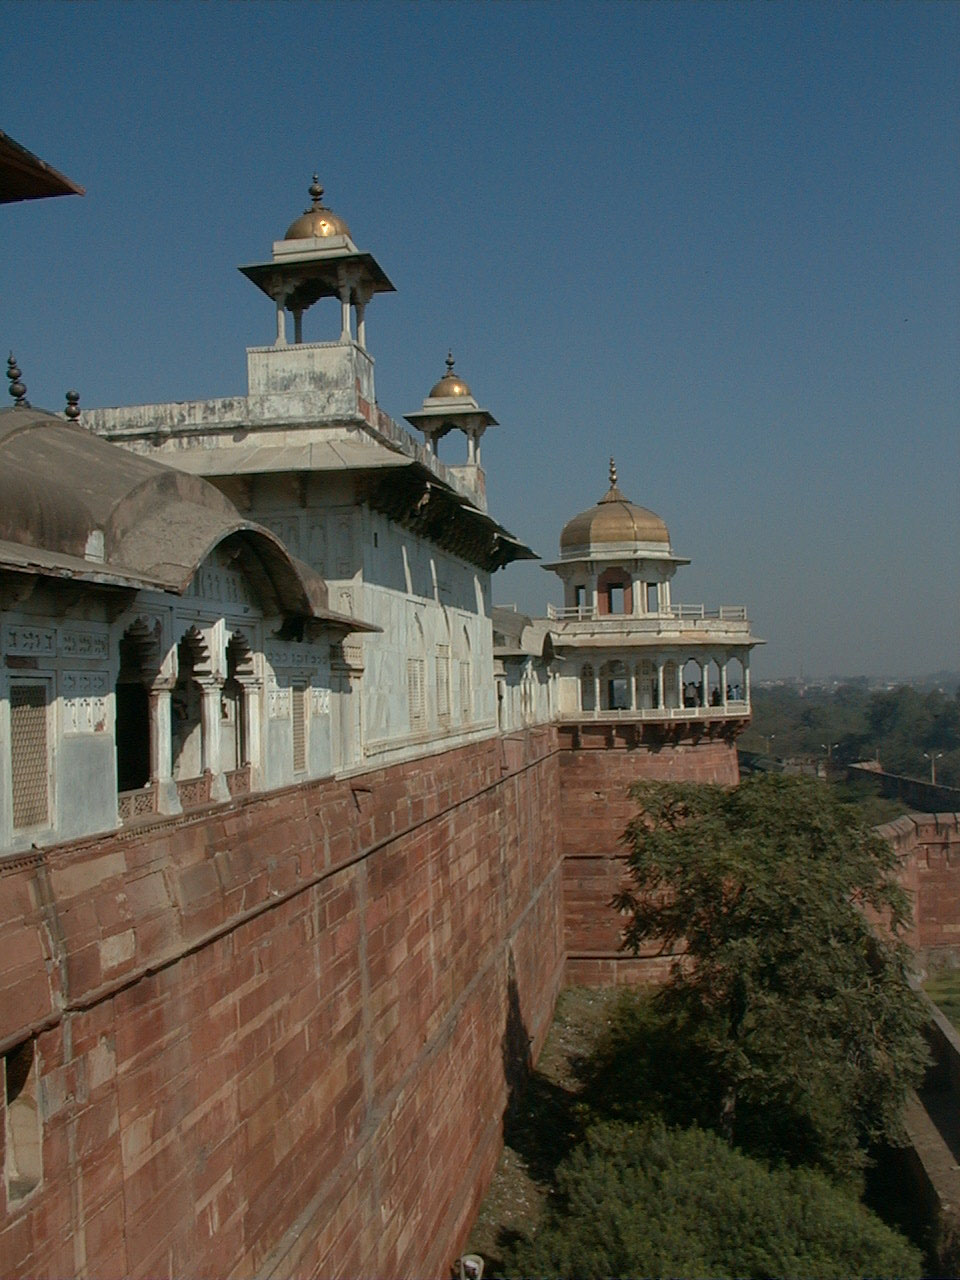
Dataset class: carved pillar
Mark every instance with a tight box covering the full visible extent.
[355,300,367,350]
[701,661,709,707]
[339,283,352,342]
[148,681,181,815]
[656,661,664,711]
[721,660,728,709]
[744,657,751,707]
[199,678,230,803]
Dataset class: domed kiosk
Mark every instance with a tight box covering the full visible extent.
[542,460,758,725]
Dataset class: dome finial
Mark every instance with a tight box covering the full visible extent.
[308,173,324,207]
[445,350,455,376]
[7,352,28,407]
[609,456,617,488]
[65,389,81,421]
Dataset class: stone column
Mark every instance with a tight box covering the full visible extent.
[199,679,230,803]
[593,671,600,714]
[744,658,751,707]
[721,660,728,709]
[701,661,709,707]
[239,679,262,772]
[339,283,352,342]
[275,300,287,346]
[293,308,303,344]
[148,682,181,815]
[355,300,367,350]
[656,661,664,711]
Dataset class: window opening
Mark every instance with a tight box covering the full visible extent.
[646,582,659,613]
[608,585,625,615]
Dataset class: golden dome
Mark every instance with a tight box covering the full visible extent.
[429,351,472,399]
[284,175,351,240]
[560,459,670,552]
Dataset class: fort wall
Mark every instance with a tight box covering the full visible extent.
[877,812,960,964]
[558,724,740,985]
[0,726,563,1279]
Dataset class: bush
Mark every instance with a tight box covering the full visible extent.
[503,1121,922,1280]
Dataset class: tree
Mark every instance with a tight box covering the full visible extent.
[613,774,929,1180]
[504,1121,922,1280]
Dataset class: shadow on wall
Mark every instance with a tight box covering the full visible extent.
[501,952,532,1136]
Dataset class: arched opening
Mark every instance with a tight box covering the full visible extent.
[726,656,746,704]
[645,582,659,614]
[221,633,253,774]
[580,663,596,713]
[597,568,632,616]
[682,658,705,708]
[600,660,631,711]
[115,619,160,801]
[172,629,206,782]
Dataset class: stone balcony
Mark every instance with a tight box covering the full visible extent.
[557,701,750,724]
[545,603,754,648]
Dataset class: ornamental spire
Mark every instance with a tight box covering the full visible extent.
[6,353,28,407]
[609,456,617,487]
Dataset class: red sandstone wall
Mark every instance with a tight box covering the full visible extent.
[877,813,960,960]
[558,724,740,985]
[0,727,563,1280]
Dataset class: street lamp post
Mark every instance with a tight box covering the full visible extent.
[923,752,944,785]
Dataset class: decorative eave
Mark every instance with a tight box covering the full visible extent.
[238,250,395,312]
[358,465,536,572]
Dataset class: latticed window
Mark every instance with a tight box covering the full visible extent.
[292,685,307,772]
[459,661,472,722]
[436,647,450,721]
[407,658,425,730]
[10,685,49,830]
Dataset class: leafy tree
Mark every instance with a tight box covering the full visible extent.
[613,774,929,1180]
[504,1121,922,1280]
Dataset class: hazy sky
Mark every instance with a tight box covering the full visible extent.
[4,1,957,678]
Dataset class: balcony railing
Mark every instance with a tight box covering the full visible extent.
[558,701,750,723]
[546,603,748,623]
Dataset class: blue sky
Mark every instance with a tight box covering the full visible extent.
[4,1,957,678]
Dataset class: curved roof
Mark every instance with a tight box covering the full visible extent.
[560,479,670,555]
[0,405,349,620]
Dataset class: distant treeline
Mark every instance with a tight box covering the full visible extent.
[739,683,960,789]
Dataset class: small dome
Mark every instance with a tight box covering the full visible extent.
[429,352,472,399]
[560,460,670,553]
[284,174,351,241]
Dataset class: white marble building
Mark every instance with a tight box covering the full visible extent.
[541,461,758,728]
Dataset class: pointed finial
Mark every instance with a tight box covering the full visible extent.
[65,389,81,421]
[308,173,324,207]
[7,352,28,407]
[445,350,455,375]
[609,456,617,487]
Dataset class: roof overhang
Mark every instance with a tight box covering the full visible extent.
[0,131,84,203]
[238,251,395,311]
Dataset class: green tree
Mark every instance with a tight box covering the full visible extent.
[614,774,929,1180]
[504,1121,922,1280]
